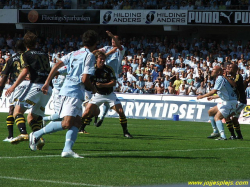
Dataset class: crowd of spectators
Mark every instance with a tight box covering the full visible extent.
[1,32,250,97]
[0,0,71,9]
[0,0,249,10]
[86,0,250,10]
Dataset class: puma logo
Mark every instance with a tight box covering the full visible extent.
[220,12,233,23]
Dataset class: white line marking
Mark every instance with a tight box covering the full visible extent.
[0,176,115,187]
[0,147,249,159]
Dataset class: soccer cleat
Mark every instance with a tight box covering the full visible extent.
[229,136,236,140]
[11,134,29,144]
[95,119,103,127]
[61,151,84,158]
[78,130,89,134]
[215,137,227,140]
[124,132,133,139]
[29,132,40,151]
[3,137,13,142]
[236,136,243,140]
[37,137,45,150]
[207,132,220,139]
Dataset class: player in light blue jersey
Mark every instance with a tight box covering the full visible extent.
[29,30,98,158]
[94,31,125,127]
[42,65,67,125]
[197,66,238,140]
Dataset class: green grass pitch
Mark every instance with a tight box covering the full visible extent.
[0,112,250,187]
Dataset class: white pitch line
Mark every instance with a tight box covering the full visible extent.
[0,176,115,187]
[0,147,249,159]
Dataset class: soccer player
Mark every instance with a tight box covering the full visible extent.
[5,32,52,148]
[81,51,133,138]
[42,65,67,125]
[223,64,246,139]
[197,66,238,140]
[94,31,125,127]
[29,30,98,158]
[0,40,29,142]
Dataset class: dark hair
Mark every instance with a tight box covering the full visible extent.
[23,31,37,49]
[82,30,99,47]
[15,40,26,52]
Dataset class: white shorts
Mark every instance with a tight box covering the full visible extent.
[59,96,83,118]
[18,83,52,117]
[52,88,62,114]
[9,80,30,106]
[89,92,121,108]
[234,102,246,118]
[217,100,238,118]
[85,90,93,101]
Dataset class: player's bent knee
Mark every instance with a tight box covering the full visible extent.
[61,118,73,129]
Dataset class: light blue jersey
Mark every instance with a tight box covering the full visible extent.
[52,66,67,91]
[213,75,237,101]
[100,45,125,76]
[59,48,95,100]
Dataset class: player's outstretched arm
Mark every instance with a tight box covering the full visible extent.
[197,89,217,100]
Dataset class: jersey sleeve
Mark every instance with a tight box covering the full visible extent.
[213,76,224,91]
[20,53,29,68]
[58,66,67,76]
[61,52,71,66]
[99,46,108,53]
[83,53,95,75]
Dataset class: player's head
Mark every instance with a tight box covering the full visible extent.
[82,30,99,48]
[23,31,37,49]
[229,64,238,75]
[211,66,223,78]
[93,51,106,69]
[15,40,26,52]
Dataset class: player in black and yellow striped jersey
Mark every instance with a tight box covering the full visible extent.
[5,31,52,147]
[224,64,247,140]
[81,51,133,138]
[0,40,27,142]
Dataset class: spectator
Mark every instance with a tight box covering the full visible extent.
[173,74,182,94]
[121,80,129,93]
[135,76,145,94]
[127,68,137,83]
[151,65,159,82]
[245,83,250,97]
[144,76,154,94]
[130,58,138,72]
[188,81,197,96]
[178,84,187,95]
[196,81,206,95]
[167,81,175,94]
